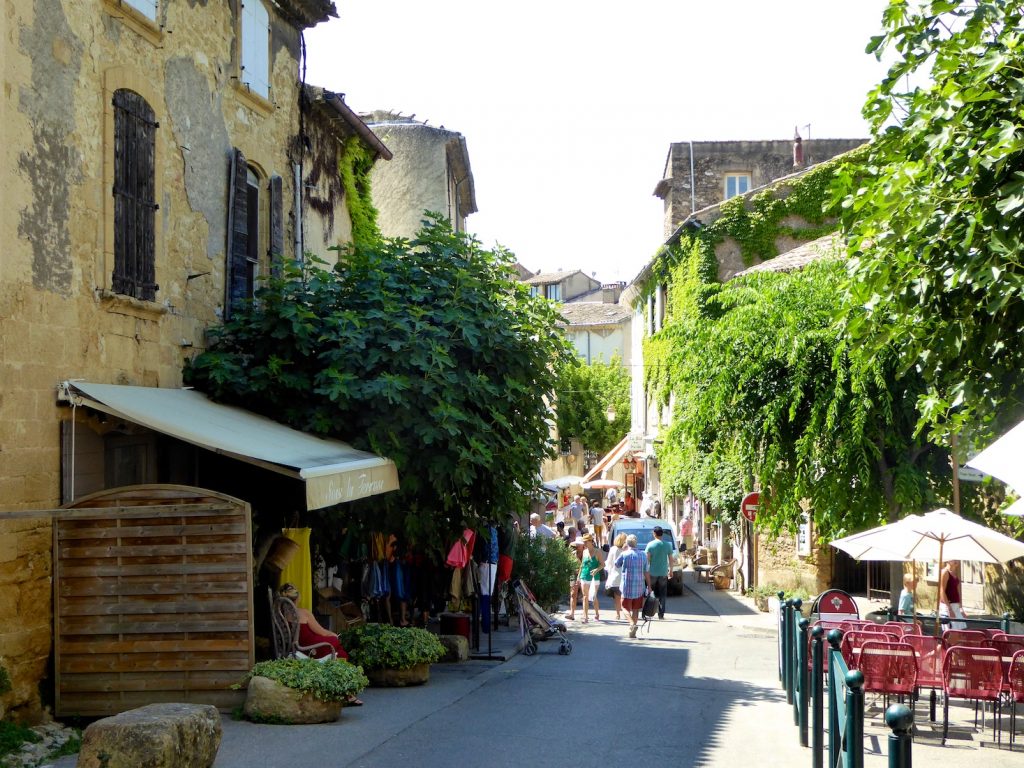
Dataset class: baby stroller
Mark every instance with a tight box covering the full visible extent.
[511,578,573,656]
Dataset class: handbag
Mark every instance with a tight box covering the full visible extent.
[642,591,659,619]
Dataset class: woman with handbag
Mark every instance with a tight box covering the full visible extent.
[578,533,604,623]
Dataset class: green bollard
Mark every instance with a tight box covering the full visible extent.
[1003,612,1011,634]
[827,629,843,768]
[885,703,913,768]
[784,599,794,704]
[791,598,802,719]
[811,626,824,768]
[846,670,865,768]
[778,590,786,683]
[798,617,809,746]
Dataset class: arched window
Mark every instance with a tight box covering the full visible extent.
[112,89,158,301]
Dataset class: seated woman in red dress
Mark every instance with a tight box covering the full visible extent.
[278,584,361,704]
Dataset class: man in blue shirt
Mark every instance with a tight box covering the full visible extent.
[644,526,673,619]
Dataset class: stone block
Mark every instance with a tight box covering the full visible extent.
[243,675,342,724]
[437,634,469,663]
[78,703,222,768]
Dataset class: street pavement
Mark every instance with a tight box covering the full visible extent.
[49,575,1022,767]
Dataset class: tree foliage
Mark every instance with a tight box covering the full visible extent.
[553,356,631,455]
[185,216,576,551]
[837,0,1024,439]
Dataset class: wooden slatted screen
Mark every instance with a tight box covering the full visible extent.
[54,485,254,717]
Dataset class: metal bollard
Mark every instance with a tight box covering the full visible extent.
[784,598,794,704]
[1003,612,1011,634]
[827,629,843,768]
[798,617,809,746]
[778,590,786,683]
[811,626,824,768]
[791,599,803,719]
[885,703,913,768]
[846,670,865,768]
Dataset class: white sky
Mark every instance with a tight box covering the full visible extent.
[305,0,890,284]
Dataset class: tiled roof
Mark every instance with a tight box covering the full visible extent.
[524,270,580,285]
[732,234,843,278]
[558,302,632,326]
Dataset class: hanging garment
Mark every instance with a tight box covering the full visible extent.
[371,560,390,598]
[279,528,313,611]
[446,529,476,569]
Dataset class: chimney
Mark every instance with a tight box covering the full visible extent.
[601,283,623,304]
[793,128,804,168]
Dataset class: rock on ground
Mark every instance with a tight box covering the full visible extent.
[437,634,469,663]
[77,703,221,768]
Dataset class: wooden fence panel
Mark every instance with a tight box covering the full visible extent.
[54,486,254,717]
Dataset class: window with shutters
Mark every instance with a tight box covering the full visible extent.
[226,148,284,317]
[240,0,271,100]
[111,89,158,302]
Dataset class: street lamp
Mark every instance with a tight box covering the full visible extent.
[605,405,617,422]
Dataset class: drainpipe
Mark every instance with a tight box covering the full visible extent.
[293,163,303,263]
[688,140,696,217]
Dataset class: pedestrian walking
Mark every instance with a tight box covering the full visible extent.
[939,560,967,630]
[615,534,649,638]
[604,532,626,620]
[590,504,605,545]
[578,533,604,623]
[569,495,584,528]
[565,535,586,620]
[644,525,672,619]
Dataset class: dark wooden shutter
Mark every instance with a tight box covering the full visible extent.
[225,148,249,318]
[112,89,158,301]
[269,174,284,278]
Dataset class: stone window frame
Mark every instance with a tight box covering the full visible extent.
[724,172,752,200]
[101,0,164,46]
[101,68,166,317]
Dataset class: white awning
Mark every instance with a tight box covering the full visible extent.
[60,381,399,510]
[582,436,630,483]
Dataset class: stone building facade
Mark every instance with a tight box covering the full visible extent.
[653,137,866,238]
[0,0,389,719]
[362,112,478,239]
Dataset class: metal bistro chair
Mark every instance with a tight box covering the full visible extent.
[941,645,1004,746]
[905,634,944,722]
[992,637,1024,692]
[884,621,921,637]
[268,587,337,661]
[1008,650,1024,748]
[840,629,899,671]
[859,640,918,709]
[941,628,988,650]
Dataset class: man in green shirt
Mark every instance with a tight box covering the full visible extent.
[644,526,673,619]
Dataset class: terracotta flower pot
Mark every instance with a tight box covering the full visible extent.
[364,663,430,687]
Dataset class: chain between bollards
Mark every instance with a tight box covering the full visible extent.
[886,703,913,768]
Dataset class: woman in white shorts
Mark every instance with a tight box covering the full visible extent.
[578,533,604,623]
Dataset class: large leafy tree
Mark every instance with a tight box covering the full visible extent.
[837,0,1024,440]
[553,356,631,456]
[185,216,576,550]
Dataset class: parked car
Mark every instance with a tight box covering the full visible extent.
[606,518,684,595]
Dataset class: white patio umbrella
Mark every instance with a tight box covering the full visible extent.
[966,419,1024,494]
[831,508,1024,633]
[1003,498,1024,517]
[581,478,624,490]
[543,475,584,490]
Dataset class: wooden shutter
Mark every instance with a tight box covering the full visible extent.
[225,148,249,318]
[269,174,283,278]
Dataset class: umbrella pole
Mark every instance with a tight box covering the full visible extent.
[934,541,944,637]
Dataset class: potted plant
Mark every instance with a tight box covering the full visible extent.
[341,624,445,687]
[239,658,368,724]
[746,584,779,612]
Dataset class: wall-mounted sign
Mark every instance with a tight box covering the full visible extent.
[741,492,759,523]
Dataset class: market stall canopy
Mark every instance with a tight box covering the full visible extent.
[542,475,585,491]
[582,479,624,490]
[581,436,629,483]
[966,418,1024,494]
[60,381,399,510]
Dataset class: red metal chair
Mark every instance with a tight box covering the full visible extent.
[813,588,859,621]
[884,621,920,636]
[992,637,1024,690]
[840,630,899,670]
[1008,650,1024,748]
[839,619,873,633]
[859,640,917,700]
[941,645,1005,745]
[905,634,944,721]
[941,629,988,649]
[807,620,845,673]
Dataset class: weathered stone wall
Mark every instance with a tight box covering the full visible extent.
[0,0,327,718]
[659,138,866,234]
[756,532,833,595]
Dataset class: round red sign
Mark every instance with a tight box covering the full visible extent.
[741,492,760,523]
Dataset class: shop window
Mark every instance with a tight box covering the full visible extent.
[241,0,271,99]
[725,173,751,199]
[111,89,158,301]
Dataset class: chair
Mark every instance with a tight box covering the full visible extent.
[1008,650,1024,747]
[884,621,920,637]
[840,630,899,670]
[992,637,1024,689]
[268,588,337,660]
[942,629,988,650]
[859,640,917,700]
[839,619,873,633]
[812,589,859,621]
[941,645,1004,745]
[905,634,943,721]
[705,558,736,589]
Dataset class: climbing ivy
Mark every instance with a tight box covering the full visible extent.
[338,135,380,247]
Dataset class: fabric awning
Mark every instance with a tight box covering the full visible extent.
[582,436,630,483]
[60,381,399,510]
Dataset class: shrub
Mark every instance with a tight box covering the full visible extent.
[0,722,40,760]
[510,533,580,611]
[340,624,445,670]
[242,658,367,703]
